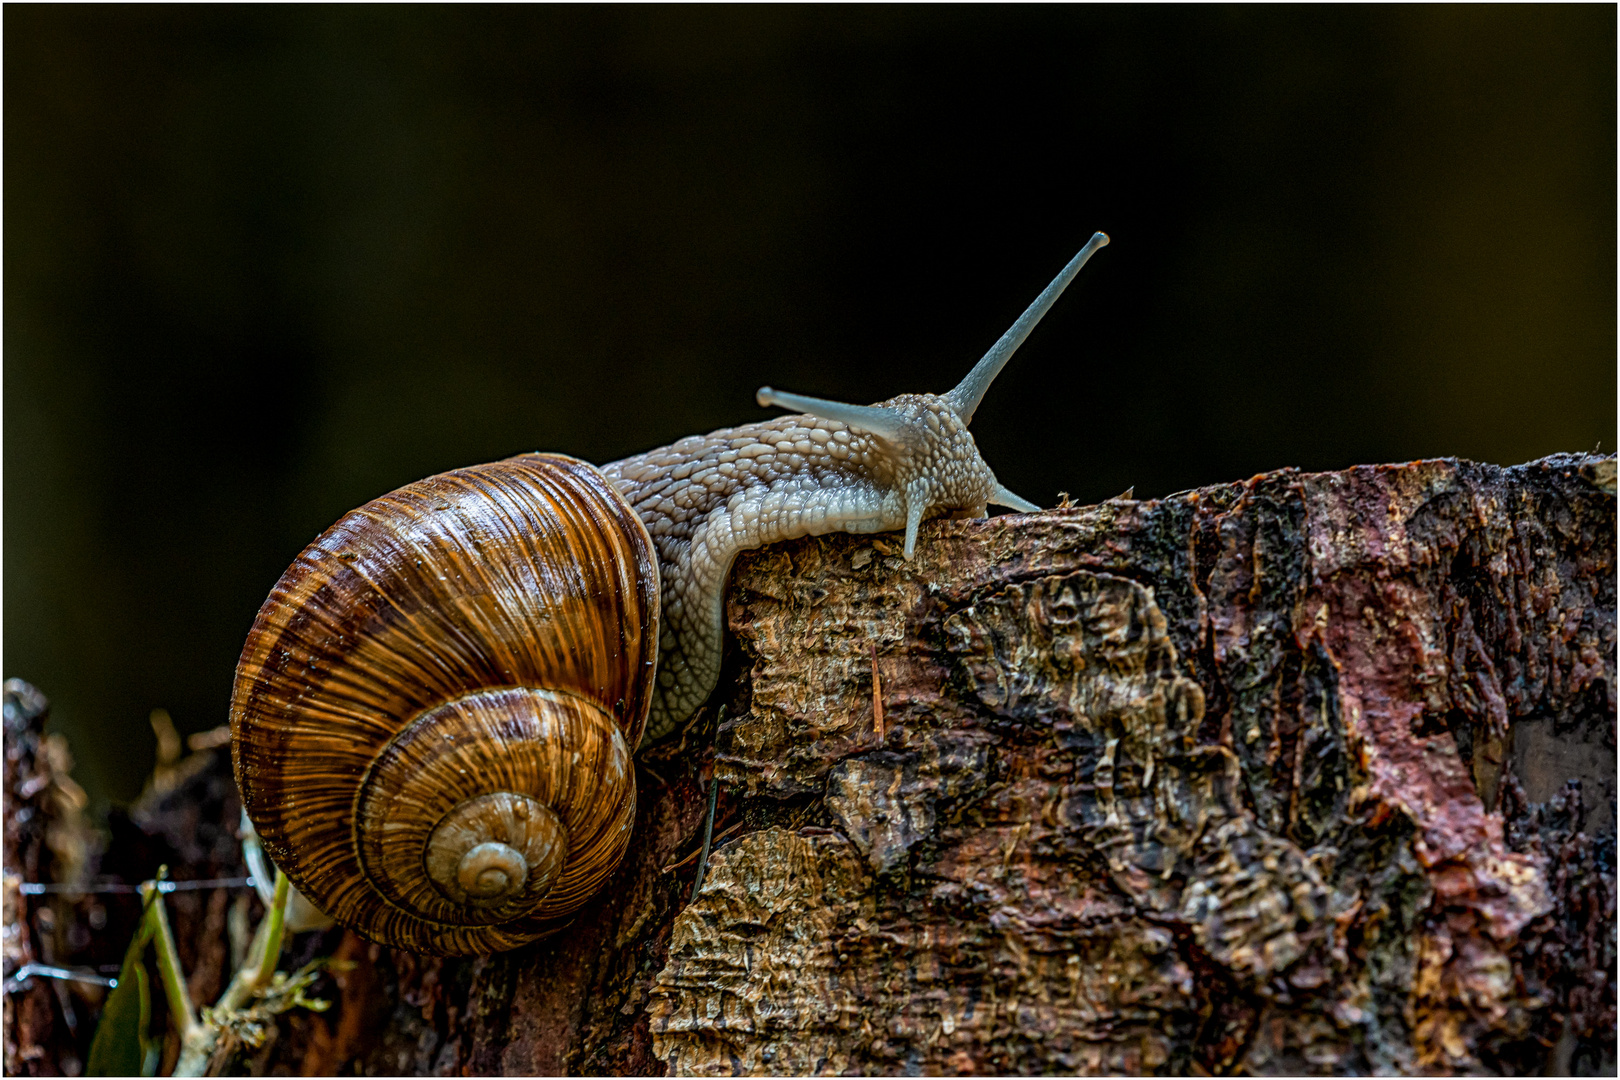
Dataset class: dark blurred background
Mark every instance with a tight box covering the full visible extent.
[6,6,1615,807]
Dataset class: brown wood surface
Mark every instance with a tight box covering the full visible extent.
[4,453,1614,1076]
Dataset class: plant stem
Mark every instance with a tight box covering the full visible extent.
[248,871,290,994]
[139,880,200,1040]
[171,870,290,1077]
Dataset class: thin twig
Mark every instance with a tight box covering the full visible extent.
[663,813,749,876]
[706,819,746,851]
[688,779,720,904]
[661,847,702,875]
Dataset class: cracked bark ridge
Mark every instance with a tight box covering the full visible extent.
[653,454,1614,1075]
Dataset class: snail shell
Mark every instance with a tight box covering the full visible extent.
[230,453,659,956]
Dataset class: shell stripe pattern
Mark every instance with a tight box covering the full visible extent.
[231,454,659,955]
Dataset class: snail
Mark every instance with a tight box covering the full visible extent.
[230,232,1110,955]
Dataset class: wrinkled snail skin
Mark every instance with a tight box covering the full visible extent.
[605,394,1011,744]
[229,232,1109,957]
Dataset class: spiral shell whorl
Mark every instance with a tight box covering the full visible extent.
[352,688,636,945]
[427,797,558,907]
[231,454,658,956]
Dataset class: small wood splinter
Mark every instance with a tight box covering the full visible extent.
[871,642,885,740]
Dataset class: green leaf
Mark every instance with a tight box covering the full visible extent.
[136,964,160,1078]
[87,935,153,1077]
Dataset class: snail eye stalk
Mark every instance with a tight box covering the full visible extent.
[945,231,1110,426]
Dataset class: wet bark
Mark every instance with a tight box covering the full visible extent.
[5,453,1615,1076]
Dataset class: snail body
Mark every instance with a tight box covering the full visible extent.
[231,233,1110,955]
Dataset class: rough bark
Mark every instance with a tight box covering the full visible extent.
[5,453,1615,1076]
[4,679,106,1077]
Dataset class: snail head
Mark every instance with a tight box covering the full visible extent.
[756,230,1110,557]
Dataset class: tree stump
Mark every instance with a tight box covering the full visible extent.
[5,454,1615,1076]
